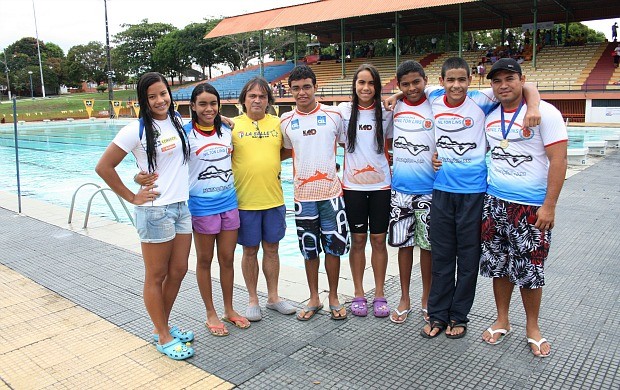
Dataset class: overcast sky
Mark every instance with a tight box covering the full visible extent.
[0,0,616,54]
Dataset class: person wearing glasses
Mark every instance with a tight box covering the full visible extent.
[232,77,296,321]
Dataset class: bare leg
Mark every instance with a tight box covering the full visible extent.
[481,277,514,342]
[141,234,191,344]
[370,233,388,298]
[299,257,321,319]
[217,230,243,319]
[419,248,432,318]
[521,286,550,356]
[194,232,225,333]
[262,241,282,304]
[392,246,413,323]
[241,245,260,307]
[325,253,346,318]
[349,233,367,298]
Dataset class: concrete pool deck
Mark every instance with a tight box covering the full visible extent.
[0,149,618,389]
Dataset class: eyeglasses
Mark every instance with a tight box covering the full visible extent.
[290,85,314,93]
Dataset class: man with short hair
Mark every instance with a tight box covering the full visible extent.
[480,59,567,358]
[280,65,350,321]
[233,76,296,321]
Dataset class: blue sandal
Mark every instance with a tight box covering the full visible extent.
[152,325,194,343]
[156,338,194,360]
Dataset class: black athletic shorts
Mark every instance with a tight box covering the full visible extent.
[343,189,390,234]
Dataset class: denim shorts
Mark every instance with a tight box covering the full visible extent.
[135,201,192,243]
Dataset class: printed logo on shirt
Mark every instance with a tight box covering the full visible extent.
[317,116,327,126]
[198,166,234,182]
[436,135,476,156]
[424,119,434,130]
[520,127,535,140]
[394,136,430,156]
[435,114,475,132]
[298,170,333,186]
[303,128,317,136]
[292,119,300,130]
[353,164,378,176]
[490,147,533,168]
[358,124,374,131]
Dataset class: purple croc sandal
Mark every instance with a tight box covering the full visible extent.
[373,297,390,318]
[350,297,368,317]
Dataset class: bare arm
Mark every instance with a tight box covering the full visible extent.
[535,141,567,231]
[95,143,158,205]
[383,91,404,111]
[280,147,292,161]
[522,82,541,128]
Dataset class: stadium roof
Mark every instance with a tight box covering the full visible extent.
[206,0,620,43]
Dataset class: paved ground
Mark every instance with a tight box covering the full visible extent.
[0,151,618,389]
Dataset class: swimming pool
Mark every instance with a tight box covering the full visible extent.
[0,119,316,268]
[0,121,616,269]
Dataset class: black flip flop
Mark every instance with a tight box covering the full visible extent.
[420,321,446,339]
[446,321,468,339]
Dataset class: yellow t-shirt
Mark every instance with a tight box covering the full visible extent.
[232,114,285,210]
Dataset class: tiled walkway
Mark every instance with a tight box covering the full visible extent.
[1,150,619,389]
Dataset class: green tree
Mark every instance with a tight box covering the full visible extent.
[183,20,223,79]
[64,41,107,87]
[152,30,192,85]
[5,37,65,96]
[113,19,176,75]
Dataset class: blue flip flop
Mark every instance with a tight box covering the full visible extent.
[156,338,194,360]
[152,325,194,343]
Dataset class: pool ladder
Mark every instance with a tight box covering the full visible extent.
[68,183,134,228]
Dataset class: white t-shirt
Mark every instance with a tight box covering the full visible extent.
[485,100,567,206]
[113,117,189,206]
[427,86,498,193]
[338,101,393,191]
[281,103,343,201]
[391,96,436,195]
[185,123,237,216]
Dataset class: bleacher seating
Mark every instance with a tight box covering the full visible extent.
[172,61,295,101]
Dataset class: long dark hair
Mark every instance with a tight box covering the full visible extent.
[191,82,223,137]
[347,64,384,154]
[137,72,189,173]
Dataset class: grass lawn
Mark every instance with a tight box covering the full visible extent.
[0,90,138,122]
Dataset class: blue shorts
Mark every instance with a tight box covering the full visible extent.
[134,201,192,243]
[237,205,286,247]
[294,197,350,260]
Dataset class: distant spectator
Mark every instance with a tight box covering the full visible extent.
[612,22,618,42]
[368,42,375,58]
[431,37,438,51]
[524,29,531,45]
[613,43,620,68]
[556,26,563,45]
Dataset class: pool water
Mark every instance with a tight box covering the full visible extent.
[0,119,330,269]
[1,121,616,270]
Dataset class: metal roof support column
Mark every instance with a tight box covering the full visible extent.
[259,30,264,77]
[458,4,463,57]
[533,0,537,69]
[294,26,298,67]
[565,11,569,43]
[395,12,400,68]
[501,18,506,47]
[341,19,346,78]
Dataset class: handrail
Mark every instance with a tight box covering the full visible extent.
[68,182,134,228]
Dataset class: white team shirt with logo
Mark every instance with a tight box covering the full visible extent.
[113,117,189,206]
[281,103,343,201]
[338,102,393,191]
[185,123,237,216]
[391,96,436,195]
[428,86,498,193]
[485,100,567,206]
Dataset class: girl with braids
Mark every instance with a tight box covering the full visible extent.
[96,72,194,360]
[337,64,393,318]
